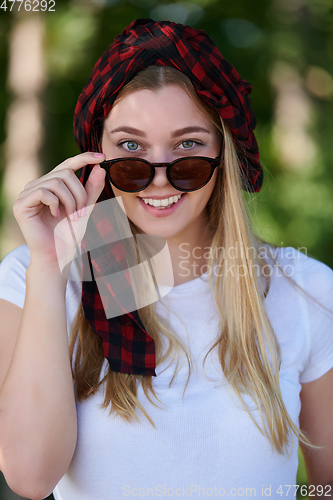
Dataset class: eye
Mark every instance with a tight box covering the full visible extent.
[181,140,194,149]
[119,140,141,152]
[178,140,202,150]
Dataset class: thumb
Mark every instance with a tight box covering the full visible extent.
[85,164,107,207]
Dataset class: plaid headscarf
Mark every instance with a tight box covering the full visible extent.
[73,18,263,376]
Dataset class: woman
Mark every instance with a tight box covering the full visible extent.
[0,18,333,500]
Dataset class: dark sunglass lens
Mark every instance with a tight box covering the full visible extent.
[110,160,151,191]
[170,158,212,190]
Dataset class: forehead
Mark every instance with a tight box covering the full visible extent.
[104,85,215,132]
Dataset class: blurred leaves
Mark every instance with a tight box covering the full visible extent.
[45,5,99,77]
[150,2,204,24]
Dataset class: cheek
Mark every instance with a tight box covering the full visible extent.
[199,171,218,205]
[110,187,136,217]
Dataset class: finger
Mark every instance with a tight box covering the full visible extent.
[14,187,60,219]
[23,152,105,190]
[18,180,77,221]
[53,152,105,173]
[84,164,106,209]
[20,172,88,215]
[39,180,78,220]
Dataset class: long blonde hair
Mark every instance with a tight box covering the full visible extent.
[69,66,316,455]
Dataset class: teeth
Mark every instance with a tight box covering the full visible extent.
[142,194,182,208]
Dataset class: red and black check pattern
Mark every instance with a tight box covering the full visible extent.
[73,18,263,376]
[80,198,156,375]
[80,272,155,375]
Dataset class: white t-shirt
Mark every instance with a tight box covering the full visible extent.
[1,245,333,499]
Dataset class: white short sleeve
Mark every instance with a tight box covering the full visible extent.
[0,245,81,335]
[296,254,333,383]
[0,245,30,309]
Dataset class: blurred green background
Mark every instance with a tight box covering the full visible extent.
[1,0,333,498]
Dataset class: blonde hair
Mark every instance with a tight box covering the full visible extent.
[69,66,316,455]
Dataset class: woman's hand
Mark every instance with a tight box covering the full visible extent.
[13,152,106,270]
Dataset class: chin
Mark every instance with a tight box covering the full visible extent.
[131,220,185,240]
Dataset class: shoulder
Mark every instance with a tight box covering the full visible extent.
[0,245,82,323]
[0,245,31,309]
[261,247,333,383]
[0,244,30,287]
[262,246,333,305]
[0,244,31,273]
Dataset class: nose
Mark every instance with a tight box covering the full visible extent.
[147,152,173,189]
[150,164,170,188]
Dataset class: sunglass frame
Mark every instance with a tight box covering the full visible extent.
[99,156,221,193]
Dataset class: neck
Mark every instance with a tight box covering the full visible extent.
[165,213,214,286]
[129,211,214,288]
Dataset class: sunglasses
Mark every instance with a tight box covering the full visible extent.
[99,156,221,193]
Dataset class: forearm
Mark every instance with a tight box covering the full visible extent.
[0,261,77,498]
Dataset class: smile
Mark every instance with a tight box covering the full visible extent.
[138,193,186,217]
[141,194,183,209]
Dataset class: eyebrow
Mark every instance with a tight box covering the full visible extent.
[171,126,211,138]
[110,126,211,137]
[110,126,146,137]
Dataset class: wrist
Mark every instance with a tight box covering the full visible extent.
[27,258,68,290]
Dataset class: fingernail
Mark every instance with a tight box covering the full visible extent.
[93,153,104,158]
[73,210,78,221]
[57,208,60,217]
[80,205,86,217]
